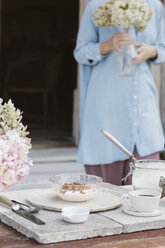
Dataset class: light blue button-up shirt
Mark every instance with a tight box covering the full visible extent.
[74,0,165,165]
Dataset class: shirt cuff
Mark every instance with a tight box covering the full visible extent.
[151,45,162,65]
[85,43,104,65]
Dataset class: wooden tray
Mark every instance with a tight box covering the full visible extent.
[27,187,122,212]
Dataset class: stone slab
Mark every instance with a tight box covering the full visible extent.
[0,209,123,244]
[0,188,123,244]
[2,185,165,244]
[101,201,165,233]
[29,147,78,163]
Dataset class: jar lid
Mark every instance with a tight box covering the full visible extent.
[135,160,165,170]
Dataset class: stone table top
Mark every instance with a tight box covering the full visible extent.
[1,222,165,248]
[0,183,165,244]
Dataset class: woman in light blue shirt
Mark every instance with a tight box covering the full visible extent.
[74,0,165,185]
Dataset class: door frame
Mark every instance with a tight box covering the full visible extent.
[73,0,91,145]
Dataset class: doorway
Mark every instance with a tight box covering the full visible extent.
[1,0,79,147]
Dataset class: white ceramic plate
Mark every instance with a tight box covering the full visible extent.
[122,206,164,217]
[27,187,121,212]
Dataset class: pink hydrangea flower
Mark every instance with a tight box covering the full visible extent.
[0,130,33,191]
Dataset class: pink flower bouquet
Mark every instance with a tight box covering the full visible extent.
[0,99,33,190]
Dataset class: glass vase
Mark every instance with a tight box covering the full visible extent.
[116,43,137,76]
[116,28,138,76]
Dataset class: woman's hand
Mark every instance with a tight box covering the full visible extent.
[134,43,157,64]
[100,33,132,55]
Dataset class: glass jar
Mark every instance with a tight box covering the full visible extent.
[130,160,165,191]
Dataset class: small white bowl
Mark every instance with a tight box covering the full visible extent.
[62,207,90,224]
[50,174,102,202]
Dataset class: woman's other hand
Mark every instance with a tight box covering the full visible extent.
[134,43,157,64]
[100,33,132,55]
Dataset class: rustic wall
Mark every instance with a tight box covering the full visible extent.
[160,63,165,132]
[160,2,165,133]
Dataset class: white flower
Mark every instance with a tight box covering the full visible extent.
[0,98,31,147]
[93,0,153,32]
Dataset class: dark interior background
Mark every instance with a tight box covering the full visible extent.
[1,0,79,146]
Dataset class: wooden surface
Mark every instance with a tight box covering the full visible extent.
[1,221,165,248]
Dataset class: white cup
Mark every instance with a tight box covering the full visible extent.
[62,207,90,223]
[121,189,161,213]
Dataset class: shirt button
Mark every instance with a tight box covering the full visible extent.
[133,95,137,100]
[134,81,137,85]
[96,55,100,59]
[134,122,137,126]
[134,109,137,112]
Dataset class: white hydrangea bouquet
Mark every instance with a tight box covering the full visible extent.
[0,98,33,191]
[93,0,153,32]
[93,0,153,75]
